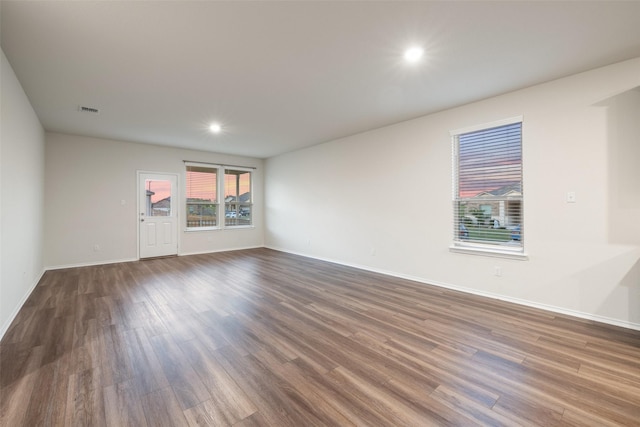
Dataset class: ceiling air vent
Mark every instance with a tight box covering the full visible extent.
[78,105,100,114]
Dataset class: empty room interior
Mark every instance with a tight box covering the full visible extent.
[2,1,640,426]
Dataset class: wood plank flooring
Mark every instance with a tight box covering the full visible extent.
[1,248,639,426]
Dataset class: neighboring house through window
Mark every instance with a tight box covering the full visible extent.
[451,117,525,258]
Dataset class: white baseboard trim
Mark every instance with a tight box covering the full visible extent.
[422,279,640,332]
[45,257,138,271]
[0,269,46,341]
[44,245,267,270]
[179,245,265,257]
[265,245,640,332]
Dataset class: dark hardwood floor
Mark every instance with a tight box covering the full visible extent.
[1,248,639,426]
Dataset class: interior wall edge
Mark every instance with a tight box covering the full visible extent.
[0,269,45,342]
[178,244,265,258]
[44,257,139,272]
[264,245,640,332]
[41,243,268,277]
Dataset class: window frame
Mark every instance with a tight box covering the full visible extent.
[185,163,220,231]
[184,162,254,232]
[223,167,254,229]
[450,116,528,260]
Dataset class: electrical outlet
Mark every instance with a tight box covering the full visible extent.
[93,244,100,252]
[494,266,502,277]
[566,191,576,203]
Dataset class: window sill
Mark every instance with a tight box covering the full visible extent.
[185,226,220,232]
[449,244,528,260]
[185,225,255,232]
[224,225,255,230]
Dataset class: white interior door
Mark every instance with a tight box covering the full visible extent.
[138,172,178,258]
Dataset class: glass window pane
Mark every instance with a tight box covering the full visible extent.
[458,123,522,198]
[238,205,252,225]
[186,166,217,228]
[224,169,252,226]
[146,179,172,216]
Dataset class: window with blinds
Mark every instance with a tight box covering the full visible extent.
[185,163,254,230]
[186,165,218,229]
[452,119,524,253]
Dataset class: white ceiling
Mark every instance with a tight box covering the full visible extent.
[2,1,640,159]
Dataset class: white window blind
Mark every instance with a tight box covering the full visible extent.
[186,165,218,228]
[453,120,524,253]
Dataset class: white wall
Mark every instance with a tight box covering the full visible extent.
[1,49,46,337]
[265,57,640,329]
[45,133,264,268]
[605,87,640,245]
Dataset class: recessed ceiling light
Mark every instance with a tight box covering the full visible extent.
[404,46,424,63]
[209,123,222,134]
